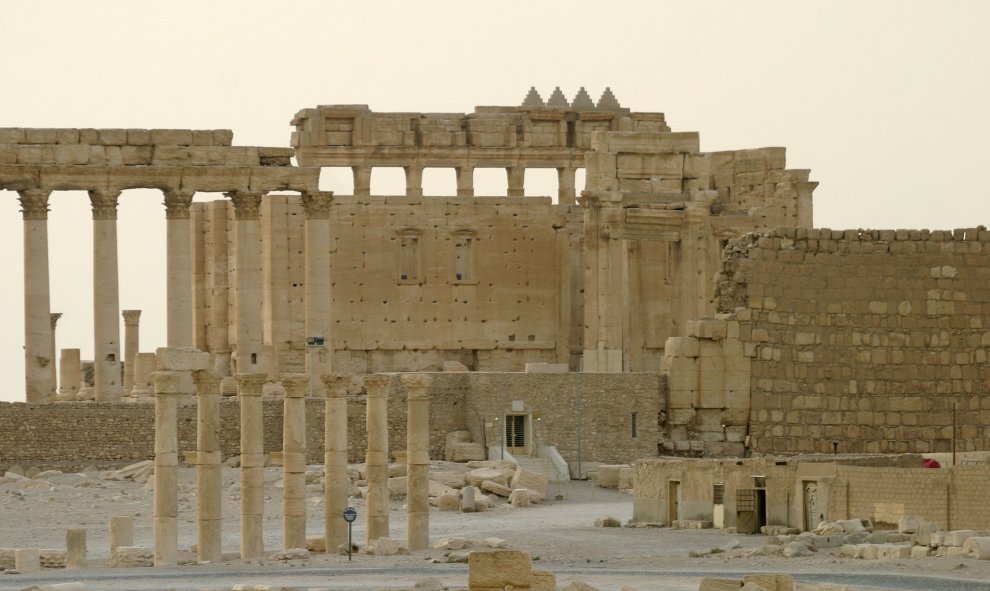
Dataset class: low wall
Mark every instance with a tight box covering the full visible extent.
[0,372,662,471]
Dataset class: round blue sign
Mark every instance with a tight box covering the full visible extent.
[343,506,357,522]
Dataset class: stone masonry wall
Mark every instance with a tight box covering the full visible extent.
[716,227,990,455]
[0,372,661,471]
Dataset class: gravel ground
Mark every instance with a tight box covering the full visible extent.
[1,465,989,591]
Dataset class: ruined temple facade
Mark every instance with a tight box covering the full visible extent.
[188,88,816,378]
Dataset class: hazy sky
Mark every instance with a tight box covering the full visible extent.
[1,1,988,402]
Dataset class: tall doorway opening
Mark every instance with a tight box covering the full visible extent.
[505,414,527,455]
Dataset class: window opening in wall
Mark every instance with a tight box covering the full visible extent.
[631,412,638,438]
[525,168,557,198]
[370,167,406,196]
[453,229,476,282]
[318,167,355,194]
[713,483,725,504]
[473,168,508,196]
[399,237,419,281]
[421,167,457,196]
[574,168,586,194]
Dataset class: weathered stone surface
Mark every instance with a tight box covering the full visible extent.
[481,480,513,498]
[510,467,549,498]
[365,537,407,555]
[467,550,533,589]
[446,442,487,462]
[698,577,742,591]
[115,546,153,567]
[467,468,508,488]
[742,574,793,591]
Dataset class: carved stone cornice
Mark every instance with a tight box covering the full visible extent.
[163,190,195,220]
[17,189,51,221]
[88,189,121,220]
[226,191,264,220]
[49,312,62,329]
[301,191,333,219]
[122,309,142,326]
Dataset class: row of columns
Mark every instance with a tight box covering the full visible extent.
[15,188,334,403]
[151,367,432,565]
[348,164,579,204]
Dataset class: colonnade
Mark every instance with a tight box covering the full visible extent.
[348,164,580,204]
[14,187,332,402]
[151,366,433,564]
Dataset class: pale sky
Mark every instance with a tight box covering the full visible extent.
[1,1,988,402]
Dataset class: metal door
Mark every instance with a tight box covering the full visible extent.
[505,414,526,453]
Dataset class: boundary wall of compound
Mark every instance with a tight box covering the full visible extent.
[0,372,661,471]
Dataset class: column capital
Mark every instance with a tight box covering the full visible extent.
[192,370,223,395]
[235,373,266,396]
[122,309,142,326]
[49,312,62,329]
[363,374,391,397]
[279,373,310,398]
[17,189,52,220]
[400,373,432,398]
[88,189,122,220]
[163,190,195,220]
[321,373,358,399]
[226,191,264,220]
[301,191,334,219]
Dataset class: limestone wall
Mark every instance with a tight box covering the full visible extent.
[715,228,990,455]
[0,372,662,471]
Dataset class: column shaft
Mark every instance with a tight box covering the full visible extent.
[194,371,222,562]
[49,313,61,400]
[58,348,81,401]
[152,371,181,566]
[507,166,525,197]
[402,374,432,551]
[165,190,195,347]
[18,190,53,403]
[122,310,141,395]
[302,193,333,395]
[90,190,122,402]
[228,193,264,374]
[281,374,309,550]
[364,375,391,543]
[557,167,577,205]
[455,167,474,197]
[352,165,371,197]
[237,373,266,558]
[404,165,423,197]
[322,373,353,553]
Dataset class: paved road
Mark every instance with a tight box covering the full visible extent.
[3,563,990,591]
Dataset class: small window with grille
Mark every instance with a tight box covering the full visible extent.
[713,483,725,505]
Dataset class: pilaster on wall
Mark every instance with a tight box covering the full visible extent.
[661,316,751,456]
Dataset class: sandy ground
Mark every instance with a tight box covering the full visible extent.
[1,464,989,591]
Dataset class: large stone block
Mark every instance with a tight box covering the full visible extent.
[742,574,793,591]
[446,442,487,462]
[510,467,549,498]
[467,550,533,589]
[155,347,210,371]
[698,577,741,591]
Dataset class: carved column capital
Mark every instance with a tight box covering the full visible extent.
[88,189,121,220]
[363,374,392,398]
[163,190,195,220]
[321,373,359,399]
[17,189,52,221]
[279,373,310,398]
[122,309,142,326]
[400,373,432,399]
[234,373,266,396]
[49,312,62,329]
[301,191,333,219]
[193,370,223,396]
[226,191,264,220]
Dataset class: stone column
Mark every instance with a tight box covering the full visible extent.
[455,166,474,197]
[352,165,371,197]
[228,192,265,374]
[321,373,355,553]
[49,313,62,400]
[402,373,432,551]
[507,167,525,198]
[363,374,391,543]
[122,310,141,395]
[302,192,334,396]
[17,189,53,403]
[108,516,134,567]
[280,374,309,550]
[404,165,423,197]
[152,370,184,566]
[66,528,86,568]
[164,190,195,347]
[131,352,156,399]
[193,370,222,562]
[89,189,123,402]
[557,167,577,205]
[58,348,81,401]
[237,373,266,558]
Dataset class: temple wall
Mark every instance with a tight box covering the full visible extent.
[715,227,990,455]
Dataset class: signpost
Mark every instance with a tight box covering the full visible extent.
[343,506,357,561]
